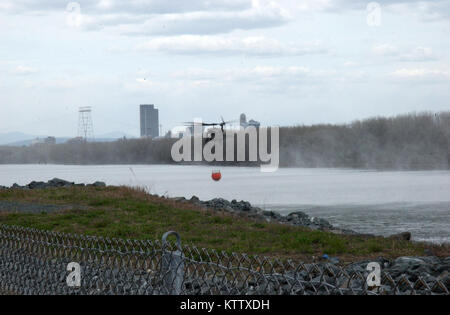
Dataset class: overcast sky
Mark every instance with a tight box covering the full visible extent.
[0,0,449,137]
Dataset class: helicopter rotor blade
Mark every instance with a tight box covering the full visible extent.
[182,118,238,127]
[182,121,206,124]
[221,119,238,125]
[183,122,218,126]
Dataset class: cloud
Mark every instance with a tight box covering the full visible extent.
[285,0,450,23]
[18,74,118,90]
[0,2,13,11]
[386,0,450,22]
[82,0,290,35]
[1,0,290,35]
[168,66,324,94]
[420,1,450,22]
[135,35,326,56]
[389,68,450,82]
[401,47,437,62]
[3,0,449,24]
[173,66,338,83]
[170,66,369,95]
[0,0,250,14]
[373,44,438,62]
[343,61,359,67]
[295,0,335,12]
[93,0,251,14]
[12,65,38,75]
[2,0,448,39]
[372,44,399,56]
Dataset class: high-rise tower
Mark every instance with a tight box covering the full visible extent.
[140,104,159,138]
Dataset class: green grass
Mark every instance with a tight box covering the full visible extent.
[0,186,446,262]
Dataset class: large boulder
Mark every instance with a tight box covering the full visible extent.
[27,181,48,189]
[190,196,200,204]
[47,178,74,187]
[285,211,333,230]
[389,256,437,279]
[310,216,333,229]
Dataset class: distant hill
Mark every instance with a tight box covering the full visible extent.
[5,138,71,147]
[0,131,137,146]
[0,132,46,145]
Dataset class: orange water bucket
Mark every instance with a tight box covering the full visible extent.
[211,170,222,181]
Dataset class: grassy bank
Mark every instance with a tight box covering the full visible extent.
[0,186,447,262]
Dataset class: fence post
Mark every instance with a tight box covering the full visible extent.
[161,231,185,295]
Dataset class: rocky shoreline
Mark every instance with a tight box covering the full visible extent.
[172,195,352,233]
[170,195,415,240]
[0,178,106,190]
[1,178,412,240]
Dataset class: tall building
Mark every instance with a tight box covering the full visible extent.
[140,104,159,138]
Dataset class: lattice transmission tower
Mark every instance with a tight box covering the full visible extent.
[77,106,94,140]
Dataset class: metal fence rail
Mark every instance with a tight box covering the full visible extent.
[0,224,448,295]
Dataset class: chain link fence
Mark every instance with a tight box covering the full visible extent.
[0,224,448,295]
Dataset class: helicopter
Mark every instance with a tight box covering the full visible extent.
[183,117,237,142]
[183,116,236,133]
[182,118,236,181]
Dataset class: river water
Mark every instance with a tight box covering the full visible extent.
[0,165,448,243]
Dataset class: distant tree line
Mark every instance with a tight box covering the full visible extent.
[0,112,448,170]
[279,111,449,169]
[0,137,176,165]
